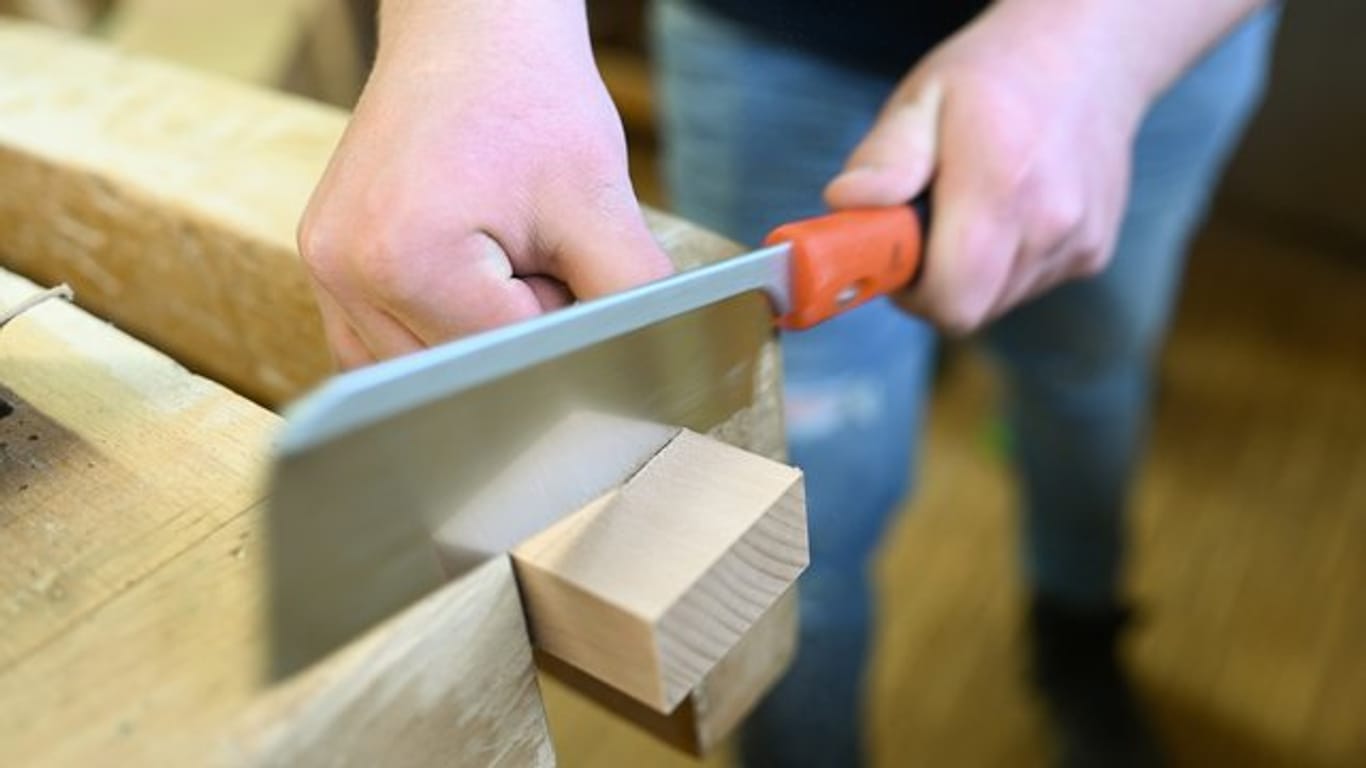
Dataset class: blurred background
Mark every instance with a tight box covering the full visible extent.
[5,0,1361,765]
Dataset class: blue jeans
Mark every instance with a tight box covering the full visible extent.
[653,3,1279,766]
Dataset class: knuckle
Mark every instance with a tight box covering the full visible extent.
[935,297,992,336]
[1033,190,1085,244]
[360,195,478,304]
[1073,226,1112,278]
[559,114,629,172]
[297,216,347,290]
[296,212,328,265]
[358,228,422,303]
[1076,246,1109,277]
[298,205,424,303]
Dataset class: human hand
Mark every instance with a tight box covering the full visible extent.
[298,0,670,367]
[825,0,1150,333]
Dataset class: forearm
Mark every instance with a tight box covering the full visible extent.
[990,0,1273,107]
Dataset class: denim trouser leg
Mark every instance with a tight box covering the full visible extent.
[653,2,1278,764]
[984,10,1280,607]
[654,5,934,765]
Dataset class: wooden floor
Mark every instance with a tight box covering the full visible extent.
[870,220,1366,767]
[546,214,1366,766]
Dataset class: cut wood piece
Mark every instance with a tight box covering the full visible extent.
[539,585,800,757]
[513,429,807,713]
[0,267,552,767]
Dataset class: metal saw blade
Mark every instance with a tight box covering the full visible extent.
[266,267,782,677]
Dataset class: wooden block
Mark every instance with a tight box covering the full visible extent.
[0,268,553,767]
[684,584,801,751]
[513,429,807,713]
[539,585,800,757]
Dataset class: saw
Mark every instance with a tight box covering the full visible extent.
[267,204,926,678]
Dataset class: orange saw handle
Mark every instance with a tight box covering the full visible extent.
[764,200,927,330]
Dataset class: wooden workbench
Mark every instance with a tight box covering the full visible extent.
[0,19,796,766]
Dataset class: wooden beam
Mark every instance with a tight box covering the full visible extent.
[0,19,338,404]
[230,556,553,768]
[513,429,807,713]
[0,268,553,767]
[0,269,277,669]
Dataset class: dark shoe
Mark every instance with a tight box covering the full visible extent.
[1029,595,1166,768]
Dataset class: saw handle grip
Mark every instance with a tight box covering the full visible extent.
[765,201,927,330]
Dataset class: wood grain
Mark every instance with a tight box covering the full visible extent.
[0,267,553,767]
[230,556,553,768]
[0,268,277,670]
[540,586,799,757]
[513,429,806,713]
[0,18,337,404]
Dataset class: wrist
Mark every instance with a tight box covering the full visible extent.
[375,0,592,77]
[990,0,1269,111]
[983,0,1154,125]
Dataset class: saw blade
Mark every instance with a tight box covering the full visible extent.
[267,245,789,677]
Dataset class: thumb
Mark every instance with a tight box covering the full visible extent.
[825,79,944,209]
[552,197,674,301]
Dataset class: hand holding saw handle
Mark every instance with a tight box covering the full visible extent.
[765,199,930,330]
